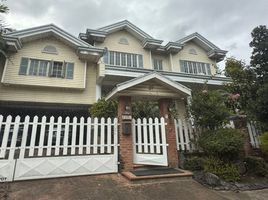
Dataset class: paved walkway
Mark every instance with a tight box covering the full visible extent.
[2,174,268,200]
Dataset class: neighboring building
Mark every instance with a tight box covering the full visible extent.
[0,20,230,117]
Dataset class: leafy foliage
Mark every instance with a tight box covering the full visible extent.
[189,90,230,129]
[198,128,244,161]
[90,98,118,118]
[132,101,159,119]
[244,156,268,177]
[224,57,257,115]
[183,157,205,171]
[204,157,241,182]
[259,132,268,154]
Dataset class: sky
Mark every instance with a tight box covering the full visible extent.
[1,0,268,69]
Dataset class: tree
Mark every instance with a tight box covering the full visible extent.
[224,57,257,115]
[189,89,230,130]
[90,98,118,118]
[250,26,268,128]
[250,25,268,84]
[0,0,9,59]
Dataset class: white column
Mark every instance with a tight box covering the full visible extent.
[1,58,8,83]
[96,84,102,101]
[169,53,174,72]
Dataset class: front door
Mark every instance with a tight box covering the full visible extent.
[132,117,168,166]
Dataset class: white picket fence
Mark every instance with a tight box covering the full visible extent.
[174,118,263,152]
[247,121,261,148]
[0,115,118,182]
[174,119,198,152]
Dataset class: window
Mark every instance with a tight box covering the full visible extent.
[18,57,74,79]
[153,59,163,71]
[103,51,143,68]
[51,61,64,78]
[180,60,211,75]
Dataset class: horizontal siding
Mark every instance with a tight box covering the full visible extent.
[3,37,85,89]
[0,63,97,105]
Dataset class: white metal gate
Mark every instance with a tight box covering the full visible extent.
[132,117,168,166]
[0,115,118,182]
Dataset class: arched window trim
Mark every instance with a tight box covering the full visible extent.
[189,48,197,55]
[118,37,129,45]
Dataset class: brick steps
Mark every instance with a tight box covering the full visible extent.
[121,168,193,183]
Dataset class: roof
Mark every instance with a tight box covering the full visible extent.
[106,71,192,100]
[3,24,104,55]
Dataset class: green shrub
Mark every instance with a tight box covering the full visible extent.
[90,98,118,118]
[244,156,268,177]
[198,128,244,161]
[183,157,205,171]
[259,132,268,154]
[204,157,241,182]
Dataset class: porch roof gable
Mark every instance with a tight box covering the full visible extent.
[106,72,192,100]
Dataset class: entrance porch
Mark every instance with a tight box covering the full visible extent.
[106,72,191,172]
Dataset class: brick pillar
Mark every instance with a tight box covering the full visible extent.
[118,96,133,171]
[159,98,179,168]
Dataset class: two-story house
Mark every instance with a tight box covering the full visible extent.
[0,20,230,118]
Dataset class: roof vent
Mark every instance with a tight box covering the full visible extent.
[118,37,129,45]
[189,48,197,55]
[42,45,58,54]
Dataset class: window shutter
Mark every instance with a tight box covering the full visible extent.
[62,61,66,78]
[180,60,184,72]
[138,55,143,68]
[19,57,29,75]
[159,60,163,70]
[66,63,74,79]
[103,51,108,64]
[48,60,53,76]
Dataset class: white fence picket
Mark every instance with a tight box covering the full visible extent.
[71,117,77,155]
[46,116,55,156]
[93,117,98,154]
[79,117,84,154]
[149,118,154,153]
[55,117,62,156]
[143,118,148,153]
[9,116,20,160]
[160,117,167,156]
[29,116,38,157]
[0,115,12,158]
[86,117,91,154]
[154,118,161,154]
[100,118,105,153]
[137,118,142,153]
[38,116,47,156]
[107,118,112,153]
[63,117,70,155]
[19,116,30,159]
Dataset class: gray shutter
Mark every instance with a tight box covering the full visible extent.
[48,60,53,76]
[66,63,74,79]
[62,61,66,78]
[19,57,29,75]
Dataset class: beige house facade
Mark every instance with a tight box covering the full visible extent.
[0,20,230,117]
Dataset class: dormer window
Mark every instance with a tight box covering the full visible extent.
[42,45,58,54]
[189,48,197,55]
[118,37,129,45]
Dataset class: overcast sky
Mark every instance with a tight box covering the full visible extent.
[1,0,268,68]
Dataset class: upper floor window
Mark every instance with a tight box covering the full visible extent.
[42,45,58,54]
[19,57,74,79]
[153,59,163,71]
[180,60,211,75]
[103,50,143,68]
